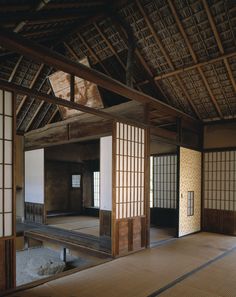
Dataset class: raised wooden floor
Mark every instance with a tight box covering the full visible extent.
[8,232,236,297]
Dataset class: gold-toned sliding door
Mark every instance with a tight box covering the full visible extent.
[178,147,201,237]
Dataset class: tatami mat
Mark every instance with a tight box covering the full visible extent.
[9,232,236,297]
[47,215,99,236]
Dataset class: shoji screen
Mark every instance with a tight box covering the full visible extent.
[153,155,177,209]
[115,122,145,219]
[203,150,236,235]
[0,90,14,238]
[113,122,148,256]
[204,151,236,211]
[0,89,15,291]
[179,147,201,237]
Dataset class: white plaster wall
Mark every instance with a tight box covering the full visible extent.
[25,149,44,204]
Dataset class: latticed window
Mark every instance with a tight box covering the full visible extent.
[153,155,177,209]
[93,172,100,208]
[187,191,194,216]
[72,174,81,188]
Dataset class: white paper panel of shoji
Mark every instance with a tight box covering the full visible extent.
[115,122,145,219]
[0,90,13,238]
[204,151,236,211]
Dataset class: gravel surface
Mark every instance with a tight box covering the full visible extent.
[16,247,89,286]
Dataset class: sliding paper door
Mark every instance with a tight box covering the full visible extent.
[179,147,201,237]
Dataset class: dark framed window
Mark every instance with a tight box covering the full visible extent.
[72,174,81,188]
[187,191,194,216]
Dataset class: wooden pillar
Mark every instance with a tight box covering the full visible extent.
[112,121,150,257]
[0,89,16,292]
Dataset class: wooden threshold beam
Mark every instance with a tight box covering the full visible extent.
[0,28,199,124]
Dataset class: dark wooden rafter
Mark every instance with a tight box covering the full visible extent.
[8,55,23,82]
[35,102,52,129]
[16,63,44,114]
[0,79,190,144]
[46,1,105,9]
[136,0,201,119]
[25,89,51,132]
[48,108,59,124]
[154,51,236,81]
[167,0,224,119]
[93,22,126,69]
[13,0,51,33]
[93,21,143,91]
[202,0,236,94]
[109,11,172,105]
[17,66,53,130]
[64,36,111,76]
[0,28,199,126]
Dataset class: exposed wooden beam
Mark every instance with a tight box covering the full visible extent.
[175,75,201,119]
[202,0,224,54]
[77,33,111,75]
[0,79,147,126]
[16,63,45,114]
[154,51,236,81]
[17,66,53,131]
[198,67,223,117]
[35,102,52,129]
[167,0,223,119]
[8,55,23,82]
[110,14,171,104]
[25,89,51,132]
[136,0,199,118]
[0,28,199,124]
[202,0,236,93]
[93,22,126,70]
[225,60,236,93]
[13,0,51,33]
[48,108,59,124]
[46,1,105,9]
[136,0,174,68]
[167,0,197,63]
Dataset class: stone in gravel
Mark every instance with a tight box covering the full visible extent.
[27,257,66,276]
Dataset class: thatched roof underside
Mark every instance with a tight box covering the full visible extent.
[0,0,235,133]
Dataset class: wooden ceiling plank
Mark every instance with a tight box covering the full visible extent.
[168,0,223,119]
[0,28,199,124]
[202,0,236,93]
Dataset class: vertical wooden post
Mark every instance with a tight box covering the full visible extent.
[70,74,75,102]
